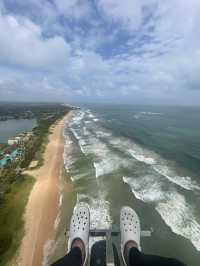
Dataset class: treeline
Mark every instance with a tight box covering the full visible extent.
[0,102,73,120]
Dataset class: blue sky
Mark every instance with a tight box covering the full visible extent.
[0,0,200,105]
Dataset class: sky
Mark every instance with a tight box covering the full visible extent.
[0,0,200,105]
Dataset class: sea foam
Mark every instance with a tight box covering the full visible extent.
[76,193,112,229]
[153,165,200,191]
[76,193,112,249]
[67,110,200,192]
[93,159,118,178]
[117,137,199,192]
[123,175,200,251]
[128,149,156,165]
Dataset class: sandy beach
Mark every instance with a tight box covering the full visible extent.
[14,112,71,266]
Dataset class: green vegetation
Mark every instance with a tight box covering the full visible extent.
[0,175,35,266]
[0,103,73,265]
[0,102,73,121]
[0,164,21,199]
[20,110,68,169]
[34,132,49,168]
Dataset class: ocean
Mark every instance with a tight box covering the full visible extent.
[63,104,200,266]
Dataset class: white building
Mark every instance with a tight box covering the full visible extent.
[8,132,33,146]
[8,139,18,145]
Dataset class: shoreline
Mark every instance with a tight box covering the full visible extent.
[13,112,71,266]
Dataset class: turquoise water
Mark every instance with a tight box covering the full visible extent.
[0,119,37,144]
[63,105,200,266]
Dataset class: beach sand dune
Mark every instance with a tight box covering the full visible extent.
[14,113,71,266]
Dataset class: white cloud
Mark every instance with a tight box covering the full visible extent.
[0,13,70,67]
[1,0,200,104]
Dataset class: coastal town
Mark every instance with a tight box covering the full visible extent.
[0,132,33,169]
[0,103,71,176]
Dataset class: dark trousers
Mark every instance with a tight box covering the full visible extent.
[51,247,186,266]
[128,247,186,266]
[51,247,82,266]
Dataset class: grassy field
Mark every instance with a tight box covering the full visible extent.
[0,175,35,266]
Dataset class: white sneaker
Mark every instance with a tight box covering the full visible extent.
[120,206,141,266]
[68,202,90,266]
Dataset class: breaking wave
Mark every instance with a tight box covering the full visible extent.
[123,176,200,251]
[76,193,112,249]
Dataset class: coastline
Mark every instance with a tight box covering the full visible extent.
[12,112,71,266]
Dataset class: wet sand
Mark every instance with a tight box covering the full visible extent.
[14,112,71,266]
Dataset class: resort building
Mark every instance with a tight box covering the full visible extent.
[8,138,18,145]
[8,132,33,146]
[0,148,23,167]
[0,131,33,168]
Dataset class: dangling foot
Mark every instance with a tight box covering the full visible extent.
[123,240,138,264]
[120,206,141,266]
[71,238,86,263]
[68,203,90,266]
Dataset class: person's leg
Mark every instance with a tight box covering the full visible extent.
[51,203,90,266]
[51,247,82,266]
[120,206,187,266]
[128,246,186,266]
[120,206,142,266]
